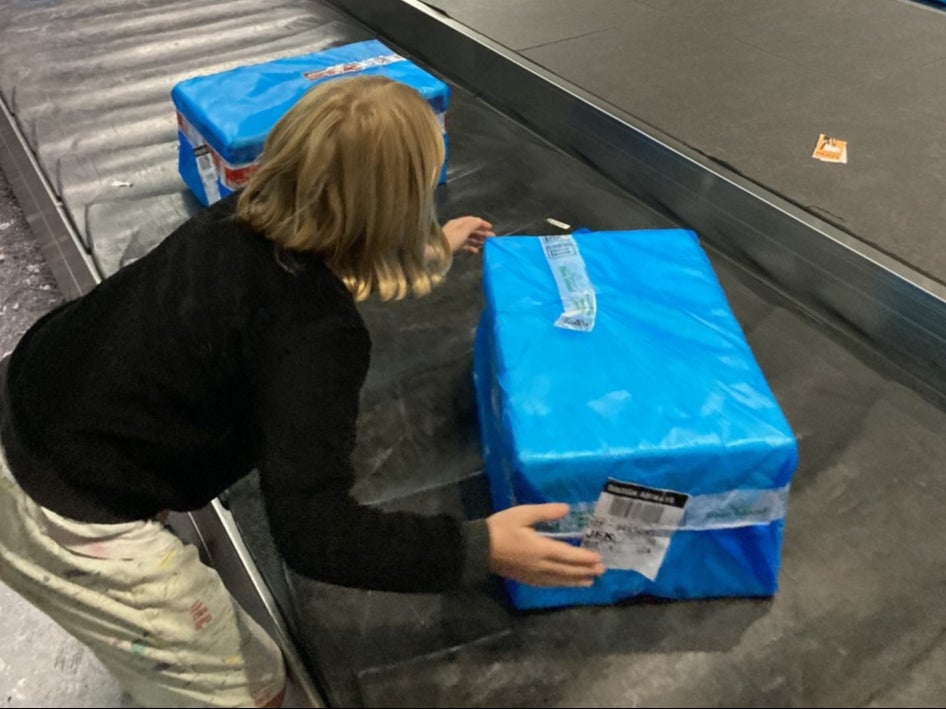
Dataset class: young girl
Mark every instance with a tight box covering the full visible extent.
[0,75,604,707]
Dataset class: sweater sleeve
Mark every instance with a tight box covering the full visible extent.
[255,313,490,592]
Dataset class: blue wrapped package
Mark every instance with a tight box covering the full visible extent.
[473,229,798,610]
[171,39,450,206]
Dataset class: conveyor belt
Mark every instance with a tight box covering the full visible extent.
[227,84,946,707]
[331,0,946,400]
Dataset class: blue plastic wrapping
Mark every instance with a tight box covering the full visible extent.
[171,39,450,206]
[473,229,799,610]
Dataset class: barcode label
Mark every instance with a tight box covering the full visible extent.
[607,496,667,524]
[582,479,690,580]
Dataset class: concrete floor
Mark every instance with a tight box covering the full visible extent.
[0,166,135,708]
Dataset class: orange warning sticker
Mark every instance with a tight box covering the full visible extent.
[812,134,848,164]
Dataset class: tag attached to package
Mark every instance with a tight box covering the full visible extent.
[582,480,690,581]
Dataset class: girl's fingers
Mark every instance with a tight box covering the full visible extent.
[535,537,604,568]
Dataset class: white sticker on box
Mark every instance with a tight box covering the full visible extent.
[178,112,221,204]
[540,234,596,332]
[581,479,689,580]
[193,144,221,205]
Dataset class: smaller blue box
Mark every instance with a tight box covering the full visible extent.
[473,230,798,610]
[171,39,450,206]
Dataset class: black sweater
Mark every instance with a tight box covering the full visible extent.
[0,194,488,592]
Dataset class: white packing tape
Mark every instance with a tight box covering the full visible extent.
[539,234,596,332]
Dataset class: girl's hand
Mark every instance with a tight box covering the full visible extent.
[442,216,495,254]
[486,503,606,587]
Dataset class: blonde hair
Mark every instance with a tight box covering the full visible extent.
[237,74,450,301]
